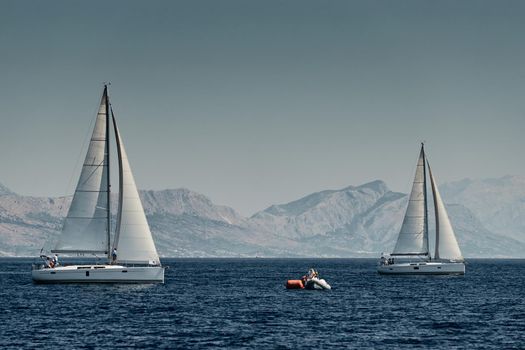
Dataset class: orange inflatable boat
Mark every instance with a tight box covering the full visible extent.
[286,269,332,290]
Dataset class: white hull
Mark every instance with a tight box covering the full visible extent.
[378,261,465,275]
[305,278,332,290]
[32,264,165,283]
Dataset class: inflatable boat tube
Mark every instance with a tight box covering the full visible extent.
[286,279,305,289]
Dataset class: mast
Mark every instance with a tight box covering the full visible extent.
[430,164,440,260]
[111,108,123,253]
[104,85,111,259]
[421,143,430,260]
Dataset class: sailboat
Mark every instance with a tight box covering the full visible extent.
[378,144,465,275]
[32,85,165,283]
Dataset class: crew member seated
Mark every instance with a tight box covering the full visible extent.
[307,268,319,279]
[41,255,54,268]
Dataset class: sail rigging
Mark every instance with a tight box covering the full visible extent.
[53,87,110,254]
[392,145,429,256]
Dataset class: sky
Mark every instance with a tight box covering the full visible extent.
[0,0,524,216]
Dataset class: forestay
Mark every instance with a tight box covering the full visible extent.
[428,165,463,261]
[392,147,429,256]
[112,114,160,265]
[53,90,109,254]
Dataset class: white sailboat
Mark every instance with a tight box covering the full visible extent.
[378,144,465,275]
[32,85,165,283]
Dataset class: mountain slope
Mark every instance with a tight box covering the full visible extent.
[248,180,525,257]
[0,194,67,256]
[440,175,525,241]
[0,177,523,258]
[0,188,285,257]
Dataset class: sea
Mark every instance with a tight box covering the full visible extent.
[0,258,524,349]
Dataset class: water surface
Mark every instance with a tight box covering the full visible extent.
[0,258,523,349]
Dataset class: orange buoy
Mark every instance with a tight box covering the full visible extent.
[286,279,305,289]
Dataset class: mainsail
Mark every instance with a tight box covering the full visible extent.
[392,145,429,256]
[428,164,463,261]
[111,112,160,265]
[53,88,110,254]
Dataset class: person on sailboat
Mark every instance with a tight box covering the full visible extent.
[380,254,387,266]
[112,248,117,263]
[42,256,52,268]
[52,254,59,267]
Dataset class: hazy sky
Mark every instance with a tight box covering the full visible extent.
[1,0,524,215]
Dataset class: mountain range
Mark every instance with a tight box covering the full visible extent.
[0,175,523,258]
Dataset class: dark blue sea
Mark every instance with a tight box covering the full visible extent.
[1,258,524,349]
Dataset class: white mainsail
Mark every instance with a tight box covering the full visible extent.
[428,164,463,261]
[53,89,109,254]
[111,114,160,265]
[392,146,429,256]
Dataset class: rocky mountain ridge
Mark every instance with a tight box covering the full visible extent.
[0,176,523,258]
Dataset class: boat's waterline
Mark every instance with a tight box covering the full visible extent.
[377,261,465,275]
[31,264,165,283]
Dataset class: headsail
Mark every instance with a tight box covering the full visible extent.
[111,112,160,265]
[392,145,429,256]
[53,87,110,254]
[428,164,463,261]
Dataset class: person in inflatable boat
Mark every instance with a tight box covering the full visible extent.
[308,268,318,279]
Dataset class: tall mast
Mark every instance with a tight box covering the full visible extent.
[111,107,124,253]
[429,164,441,260]
[104,85,111,259]
[421,142,430,260]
